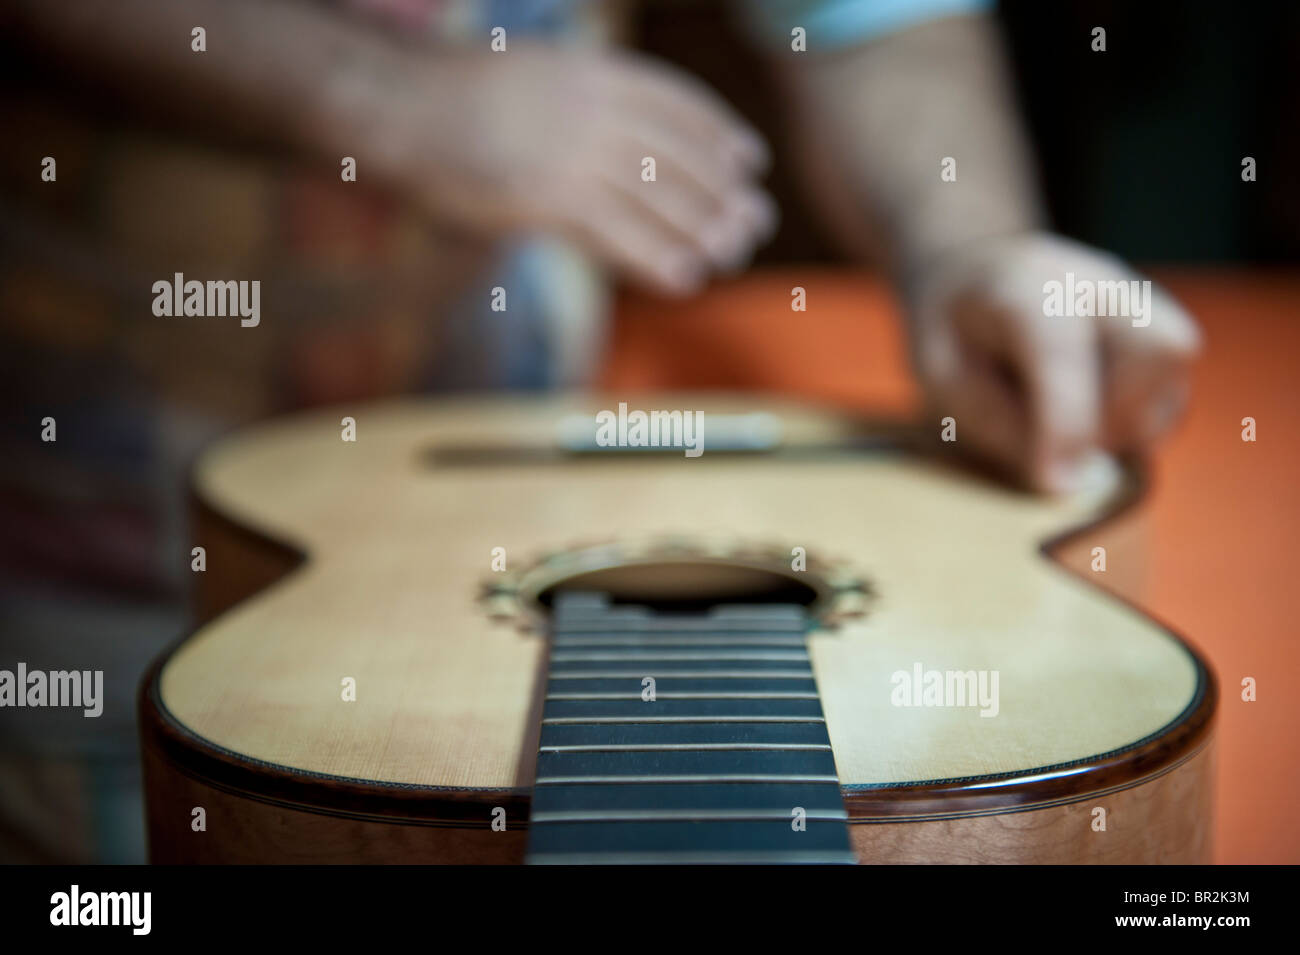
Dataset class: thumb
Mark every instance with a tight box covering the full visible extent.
[1019,312,1104,493]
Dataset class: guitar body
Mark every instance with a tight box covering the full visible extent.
[141,394,1215,864]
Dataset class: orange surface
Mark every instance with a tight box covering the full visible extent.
[602,267,1300,864]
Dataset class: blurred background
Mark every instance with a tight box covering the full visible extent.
[1,0,1296,863]
[644,0,1300,264]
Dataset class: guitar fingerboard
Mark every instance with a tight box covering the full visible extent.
[525,592,856,864]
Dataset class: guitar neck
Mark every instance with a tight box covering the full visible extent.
[525,593,855,864]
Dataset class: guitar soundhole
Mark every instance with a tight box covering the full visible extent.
[535,561,821,613]
[482,541,873,630]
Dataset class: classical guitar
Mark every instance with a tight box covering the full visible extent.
[140,393,1215,863]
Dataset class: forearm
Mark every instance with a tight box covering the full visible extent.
[3,0,426,162]
[778,14,1045,281]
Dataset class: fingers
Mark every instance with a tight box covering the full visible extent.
[529,49,778,287]
[1099,284,1201,451]
[567,191,709,297]
[1016,306,1103,492]
[933,290,1101,493]
[916,293,1031,483]
[599,138,777,273]
[567,153,775,296]
[916,236,1201,495]
[617,52,770,173]
[932,360,1032,487]
[606,90,776,274]
[430,45,775,289]
[610,54,775,274]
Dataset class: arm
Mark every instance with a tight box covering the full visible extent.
[775,13,1043,279]
[772,13,1200,491]
[7,0,775,296]
[4,0,400,154]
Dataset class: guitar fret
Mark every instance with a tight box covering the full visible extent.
[545,692,821,700]
[530,781,847,813]
[555,605,805,618]
[552,635,808,647]
[539,743,833,753]
[528,850,856,865]
[548,670,813,679]
[540,722,832,749]
[550,651,810,662]
[526,595,853,865]
[553,621,807,633]
[537,749,837,776]
[542,697,827,718]
[527,820,854,863]
[549,681,817,697]
[557,605,805,618]
[530,808,849,823]
[541,716,826,724]
[535,774,842,785]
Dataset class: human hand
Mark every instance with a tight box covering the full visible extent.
[906,233,1201,492]
[335,44,776,296]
